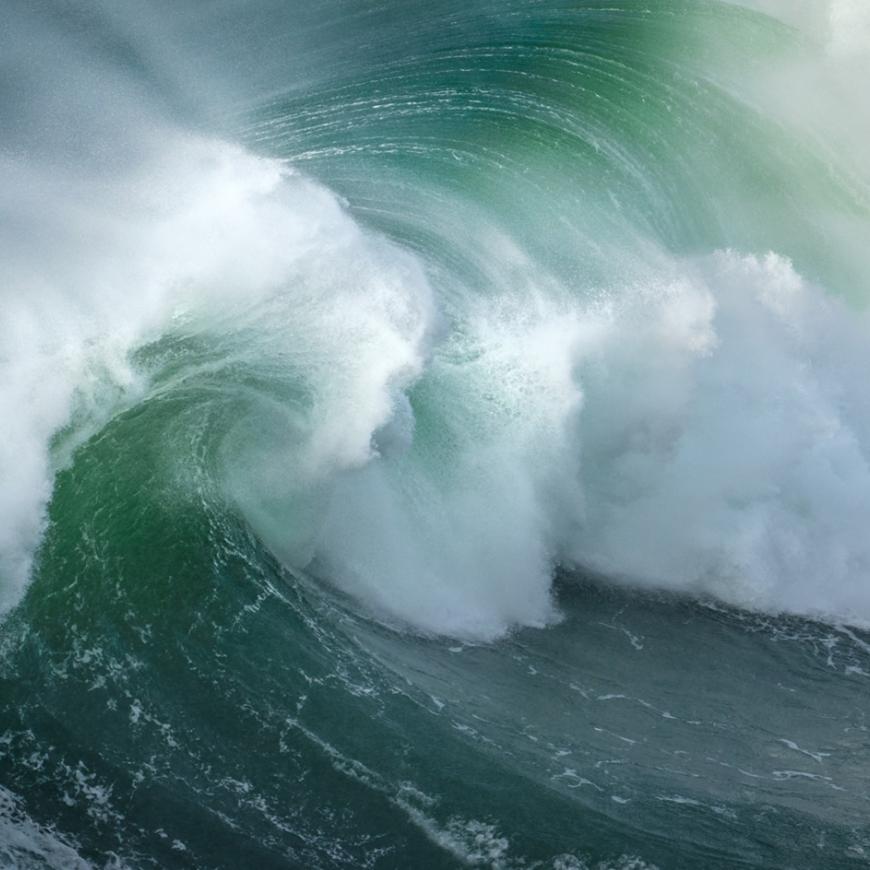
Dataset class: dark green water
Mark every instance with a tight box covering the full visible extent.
[2,1,870,867]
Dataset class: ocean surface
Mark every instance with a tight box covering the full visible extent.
[2,1,870,867]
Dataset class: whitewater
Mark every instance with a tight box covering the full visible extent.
[1,0,869,867]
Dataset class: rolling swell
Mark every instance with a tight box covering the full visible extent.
[2,1,870,867]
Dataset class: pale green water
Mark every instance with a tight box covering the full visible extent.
[1,1,870,867]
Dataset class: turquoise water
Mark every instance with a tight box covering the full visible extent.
[2,1,870,867]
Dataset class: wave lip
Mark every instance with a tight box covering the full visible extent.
[0,135,434,619]
[4,0,870,645]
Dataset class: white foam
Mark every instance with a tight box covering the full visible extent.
[735,0,870,57]
[312,288,592,637]
[5,161,869,643]
[0,134,433,616]
[571,251,870,625]
[275,237,870,640]
[305,246,870,638]
[0,785,93,869]
[5,0,870,646]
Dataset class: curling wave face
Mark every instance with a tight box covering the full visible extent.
[2,2,870,867]
[3,0,870,638]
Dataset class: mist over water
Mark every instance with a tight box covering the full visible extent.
[2,1,870,868]
[4,0,870,636]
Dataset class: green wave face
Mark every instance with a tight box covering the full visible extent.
[2,1,870,868]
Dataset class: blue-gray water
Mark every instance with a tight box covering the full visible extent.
[2,1,870,867]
